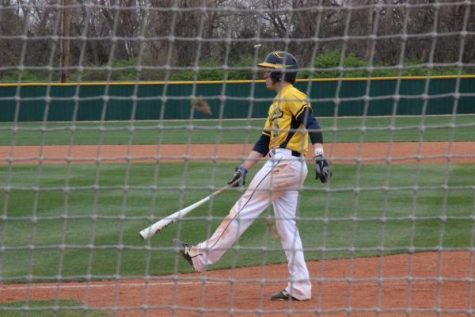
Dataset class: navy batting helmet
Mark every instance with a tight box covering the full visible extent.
[257,51,298,82]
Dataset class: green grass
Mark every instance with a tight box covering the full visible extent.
[1,162,473,282]
[0,300,110,317]
[0,115,474,146]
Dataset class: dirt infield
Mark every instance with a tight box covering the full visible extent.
[1,252,474,317]
[1,142,475,165]
[1,142,474,316]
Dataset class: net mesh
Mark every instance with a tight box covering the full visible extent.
[0,1,474,316]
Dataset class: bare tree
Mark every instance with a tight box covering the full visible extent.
[61,0,72,82]
[0,0,24,76]
[0,0,473,81]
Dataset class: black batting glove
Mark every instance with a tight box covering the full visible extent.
[315,155,332,183]
[228,166,247,187]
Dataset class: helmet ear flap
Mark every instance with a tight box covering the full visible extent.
[270,71,282,82]
[270,69,296,82]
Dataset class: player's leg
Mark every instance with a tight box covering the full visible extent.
[272,190,311,300]
[187,160,276,272]
[271,159,311,301]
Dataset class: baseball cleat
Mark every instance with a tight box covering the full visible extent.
[172,239,194,268]
[270,289,301,301]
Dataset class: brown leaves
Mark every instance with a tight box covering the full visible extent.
[191,96,212,115]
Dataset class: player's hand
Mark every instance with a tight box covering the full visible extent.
[228,166,247,187]
[315,155,331,183]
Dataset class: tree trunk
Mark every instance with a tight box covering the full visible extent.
[61,0,72,82]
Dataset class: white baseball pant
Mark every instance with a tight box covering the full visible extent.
[188,148,312,300]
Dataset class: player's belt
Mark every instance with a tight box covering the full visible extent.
[269,148,302,157]
[289,150,301,157]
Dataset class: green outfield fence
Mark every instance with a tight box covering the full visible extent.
[0,76,474,122]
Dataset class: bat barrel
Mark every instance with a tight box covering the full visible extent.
[139,220,164,240]
[139,194,214,240]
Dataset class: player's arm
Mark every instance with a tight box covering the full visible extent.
[295,107,332,183]
[242,150,265,171]
[245,131,270,169]
[295,107,323,154]
[228,130,269,187]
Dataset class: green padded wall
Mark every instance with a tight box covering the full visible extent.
[0,76,473,122]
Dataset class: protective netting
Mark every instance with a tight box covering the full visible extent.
[0,1,474,316]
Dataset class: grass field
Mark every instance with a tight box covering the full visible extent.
[1,114,474,316]
[0,300,109,317]
[1,162,473,283]
[0,115,474,146]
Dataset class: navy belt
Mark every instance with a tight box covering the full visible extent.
[290,150,302,157]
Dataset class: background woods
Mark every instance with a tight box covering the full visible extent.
[0,0,473,81]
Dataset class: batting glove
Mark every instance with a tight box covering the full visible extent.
[228,166,247,187]
[315,155,332,183]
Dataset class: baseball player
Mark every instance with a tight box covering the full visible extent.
[174,51,331,301]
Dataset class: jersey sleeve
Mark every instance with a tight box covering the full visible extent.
[252,134,270,156]
[284,93,311,119]
[295,108,323,144]
[261,116,272,137]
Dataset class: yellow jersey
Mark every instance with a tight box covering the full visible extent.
[262,85,312,156]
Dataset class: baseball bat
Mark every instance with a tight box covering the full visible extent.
[139,184,230,240]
